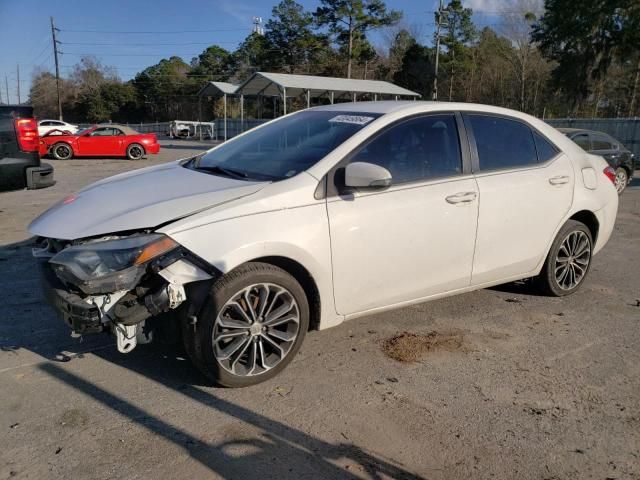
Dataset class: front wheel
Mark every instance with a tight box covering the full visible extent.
[614,167,628,195]
[184,262,309,387]
[536,220,593,296]
[126,143,145,160]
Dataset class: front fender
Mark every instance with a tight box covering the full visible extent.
[160,204,342,330]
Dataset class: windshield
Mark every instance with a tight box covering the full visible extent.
[191,110,381,181]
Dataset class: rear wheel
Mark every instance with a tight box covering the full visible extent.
[184,262,309,387]
[126,143,145,160]
[536,220,593,296]
[614,167,628,194]
[52,142,73,160]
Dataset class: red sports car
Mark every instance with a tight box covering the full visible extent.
[40,124,160,160]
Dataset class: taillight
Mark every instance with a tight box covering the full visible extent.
[603,166,616,185]
[15,118,39,152]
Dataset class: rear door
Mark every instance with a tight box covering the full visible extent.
[464,113,574,285]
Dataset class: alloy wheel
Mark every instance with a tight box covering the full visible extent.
[129,146,143,159]
[554,230,591,290]
[614,169,628,194]
[55,145,71,159]
[212,283,300,377]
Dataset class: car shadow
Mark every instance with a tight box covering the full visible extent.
[1,238,426,480]
[487,279,547,297]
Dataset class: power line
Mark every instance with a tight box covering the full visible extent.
[60,27,249,34]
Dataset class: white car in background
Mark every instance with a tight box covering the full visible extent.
[37,119,79,137]
[29,102,618,387]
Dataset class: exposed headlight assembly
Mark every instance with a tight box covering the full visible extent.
[49,234,178,294]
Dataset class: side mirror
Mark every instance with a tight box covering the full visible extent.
[344,162,392,189]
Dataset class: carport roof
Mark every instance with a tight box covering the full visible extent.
[236,71,420,98]
[197,81,239,97]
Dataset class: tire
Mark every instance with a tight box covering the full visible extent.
[536,220,593,297]
[52,142,73,160]
[126,143,145,160]
[185,262,309,387]
[614,167,628,195]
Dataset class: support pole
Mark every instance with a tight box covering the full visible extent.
[330,91,334,104]
[352,92,356,102]
[374,94,378,101]
[240,94,244,133]
[432,0,445,101]
[198,96,202,141]
[306,89,310,109]
[51,17,63,120]
[16,65,20,104]
[223,93,227,141]
[282,87,287,115]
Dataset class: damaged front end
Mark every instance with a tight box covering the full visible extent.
[34,233,216,353]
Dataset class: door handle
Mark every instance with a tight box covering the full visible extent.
[445,192,477,204]
[548,175,570,185]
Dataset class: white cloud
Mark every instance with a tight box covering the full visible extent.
[463,0,543,14]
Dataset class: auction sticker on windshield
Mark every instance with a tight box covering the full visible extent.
[328,115,375,126]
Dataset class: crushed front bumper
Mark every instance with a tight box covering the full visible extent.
[38,260,103,333]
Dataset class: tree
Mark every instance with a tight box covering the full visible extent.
[29,70,75,119]
[230,32,274,81]
[437,0,476,100]
[133,56,197,120]
[393,41,434,98]
[265,0,330,74]
[532,0,640,111]
[314,0,401,78]
[190,45,232,80]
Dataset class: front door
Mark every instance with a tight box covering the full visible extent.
[327,113,479,316]
[77,127,123,156]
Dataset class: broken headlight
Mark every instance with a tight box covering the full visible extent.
[49,234,178,294]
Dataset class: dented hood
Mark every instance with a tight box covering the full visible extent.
[28,161,266,240]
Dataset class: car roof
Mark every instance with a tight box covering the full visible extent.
[309,100,551,120]
[94,124,139,135]
[557,127,614,137]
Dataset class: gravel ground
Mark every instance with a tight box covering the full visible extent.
[1,140,639,480]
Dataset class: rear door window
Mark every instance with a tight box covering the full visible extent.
[466,114,537,171]
[591,135,614,151]
[572,134,591,150]
[533,131,559,162]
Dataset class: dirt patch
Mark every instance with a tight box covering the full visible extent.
[381,331,466,362]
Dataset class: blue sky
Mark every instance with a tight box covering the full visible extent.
[0,0,520,103]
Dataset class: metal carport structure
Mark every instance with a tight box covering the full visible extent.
[197,81,239,140]
[198,72,420,140]
[237,71,421,114]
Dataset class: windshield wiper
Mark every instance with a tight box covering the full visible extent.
[194,165,250,180]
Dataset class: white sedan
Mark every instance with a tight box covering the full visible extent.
[29,102,618,387]
[37,119,78,137]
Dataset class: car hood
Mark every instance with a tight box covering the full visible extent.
[28,162,267,240]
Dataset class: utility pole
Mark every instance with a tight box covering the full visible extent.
[50,16,63,120]
[4,76,9,104]
[16,64,20,104]
[432,0,446,101]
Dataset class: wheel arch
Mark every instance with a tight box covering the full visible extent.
[244,255,321,331]
[569,210,599,244]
